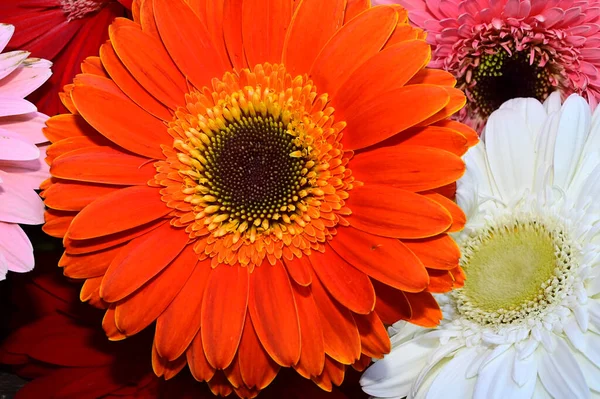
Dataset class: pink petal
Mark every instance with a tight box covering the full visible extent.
[0,24,14,54]
[0,170,44,224]
[0,145,49,189]
[0,222,34,274]
[0,111,48,144]
[0,50,29,81]
[0,127,39,160]
[0,58,52,98]
[0,97,36,117]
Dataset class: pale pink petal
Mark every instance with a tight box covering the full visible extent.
[0,170,44,224]
[0,145,49,189]
[0,97,37,117]
[0,112,48,144]
[0,24,14,54]
[0,58,52,98]
[0,222,34,274]
[0,50,29,81]
[0,127,39,161]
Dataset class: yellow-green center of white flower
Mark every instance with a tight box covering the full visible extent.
[454,217,576,325]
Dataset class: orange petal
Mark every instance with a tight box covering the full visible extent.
[309,5,397,99]
[43,114,100,143]
[154,0,229,90]
[408,68,456,87]
[60,244,123,279]
[205,0,231,67]
[156,258,211,361]
[450,266,466,288]
[283,0,346,78]
[152,343,187,380]
[100,223,189,302]
[402,234,461,271]
[42,210,76,238]
[238,314,280,390]
[435,119,479,147]
[139,0,161,41]
[426,269,456,293]
[207,372,234,397]
[396,125,469,156]
[344,0,370,23]
[242,0,292,66]
[46,136,110,164]
[114,245,197,335]
[109,25,187,110]
[372,279,412,324]
[65,219,167,255]
[350,145,466,193]
[345,184,452,239]
[186,331,216,382]
[99,42,172,121]
[102,306,126,341]
[43,182,119,212]
[68,186,169,240]
[340,84,450,150]
[329,227,429,292]
[310,248,375,315]
[384,23,422,48]
[291,283,325,378]
[223,0,247,71]
[420,191,466,233]
[354,311,390,359]
[312,270,361,365]
[81,276,109,309]
[332,40,431,109]
[50,146,156,186]
[201,265,249,369]
[404,291,442,327]
[248,260,301,367]
[223,353,243,388]
[80,56,108,77]
[311,356,345,391]
[71,79,170,159]
[418,87,466,126]
[282,255,312,286]
[352,353,372,372]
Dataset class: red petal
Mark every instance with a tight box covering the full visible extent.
[310,247,375,315]
[100,223,189,302]
[248,260,301,367]
[201,265,249,369]
[329,227,429,292]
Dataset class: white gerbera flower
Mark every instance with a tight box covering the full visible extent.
[360,93,600,399]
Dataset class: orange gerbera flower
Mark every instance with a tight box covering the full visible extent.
[41,0,477,397]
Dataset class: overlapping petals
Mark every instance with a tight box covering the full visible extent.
[41,1,476,396]
[0,23,50,280]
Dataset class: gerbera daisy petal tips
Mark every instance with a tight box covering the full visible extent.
[42,1,476,396]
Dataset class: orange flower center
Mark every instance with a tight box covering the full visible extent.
[155,64,356,269]
[60,0,108,21]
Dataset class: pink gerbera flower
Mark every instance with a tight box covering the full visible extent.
[0,23,51,280]
[376,0,600,131]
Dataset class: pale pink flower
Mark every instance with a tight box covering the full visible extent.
[376,0,600,131]
[0,23,51,280]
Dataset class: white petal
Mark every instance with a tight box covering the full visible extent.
[499,97,548,136]
[573,351,600,392]
[0,127,40,161]
[0,111,48,144]
[0,58,52,98]
[553,94,592,190]
[583,331,600,368]
[484,108,535,200]
[0,170,44,224]
[538,338,590,399]
[0,50,29,81]
[0,24,15,54]
[0,222,33,273]
[0,97,37,117]
[361,337,437,398]
[474,347,535,399]
[565,316,587,352]
[424,346,478,399]
[532,380,553,399]
[543,91,563,114]
[513,348,537,390]
[533,111,560,191]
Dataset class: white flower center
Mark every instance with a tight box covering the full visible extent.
[453,214,578,326]
[60,0,107,21]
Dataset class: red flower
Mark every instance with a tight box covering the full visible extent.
[0,0,131,116]
[0,255,366,398]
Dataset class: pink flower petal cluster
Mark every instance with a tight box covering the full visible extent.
[375,0,600,131]
[0,23,51,280]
